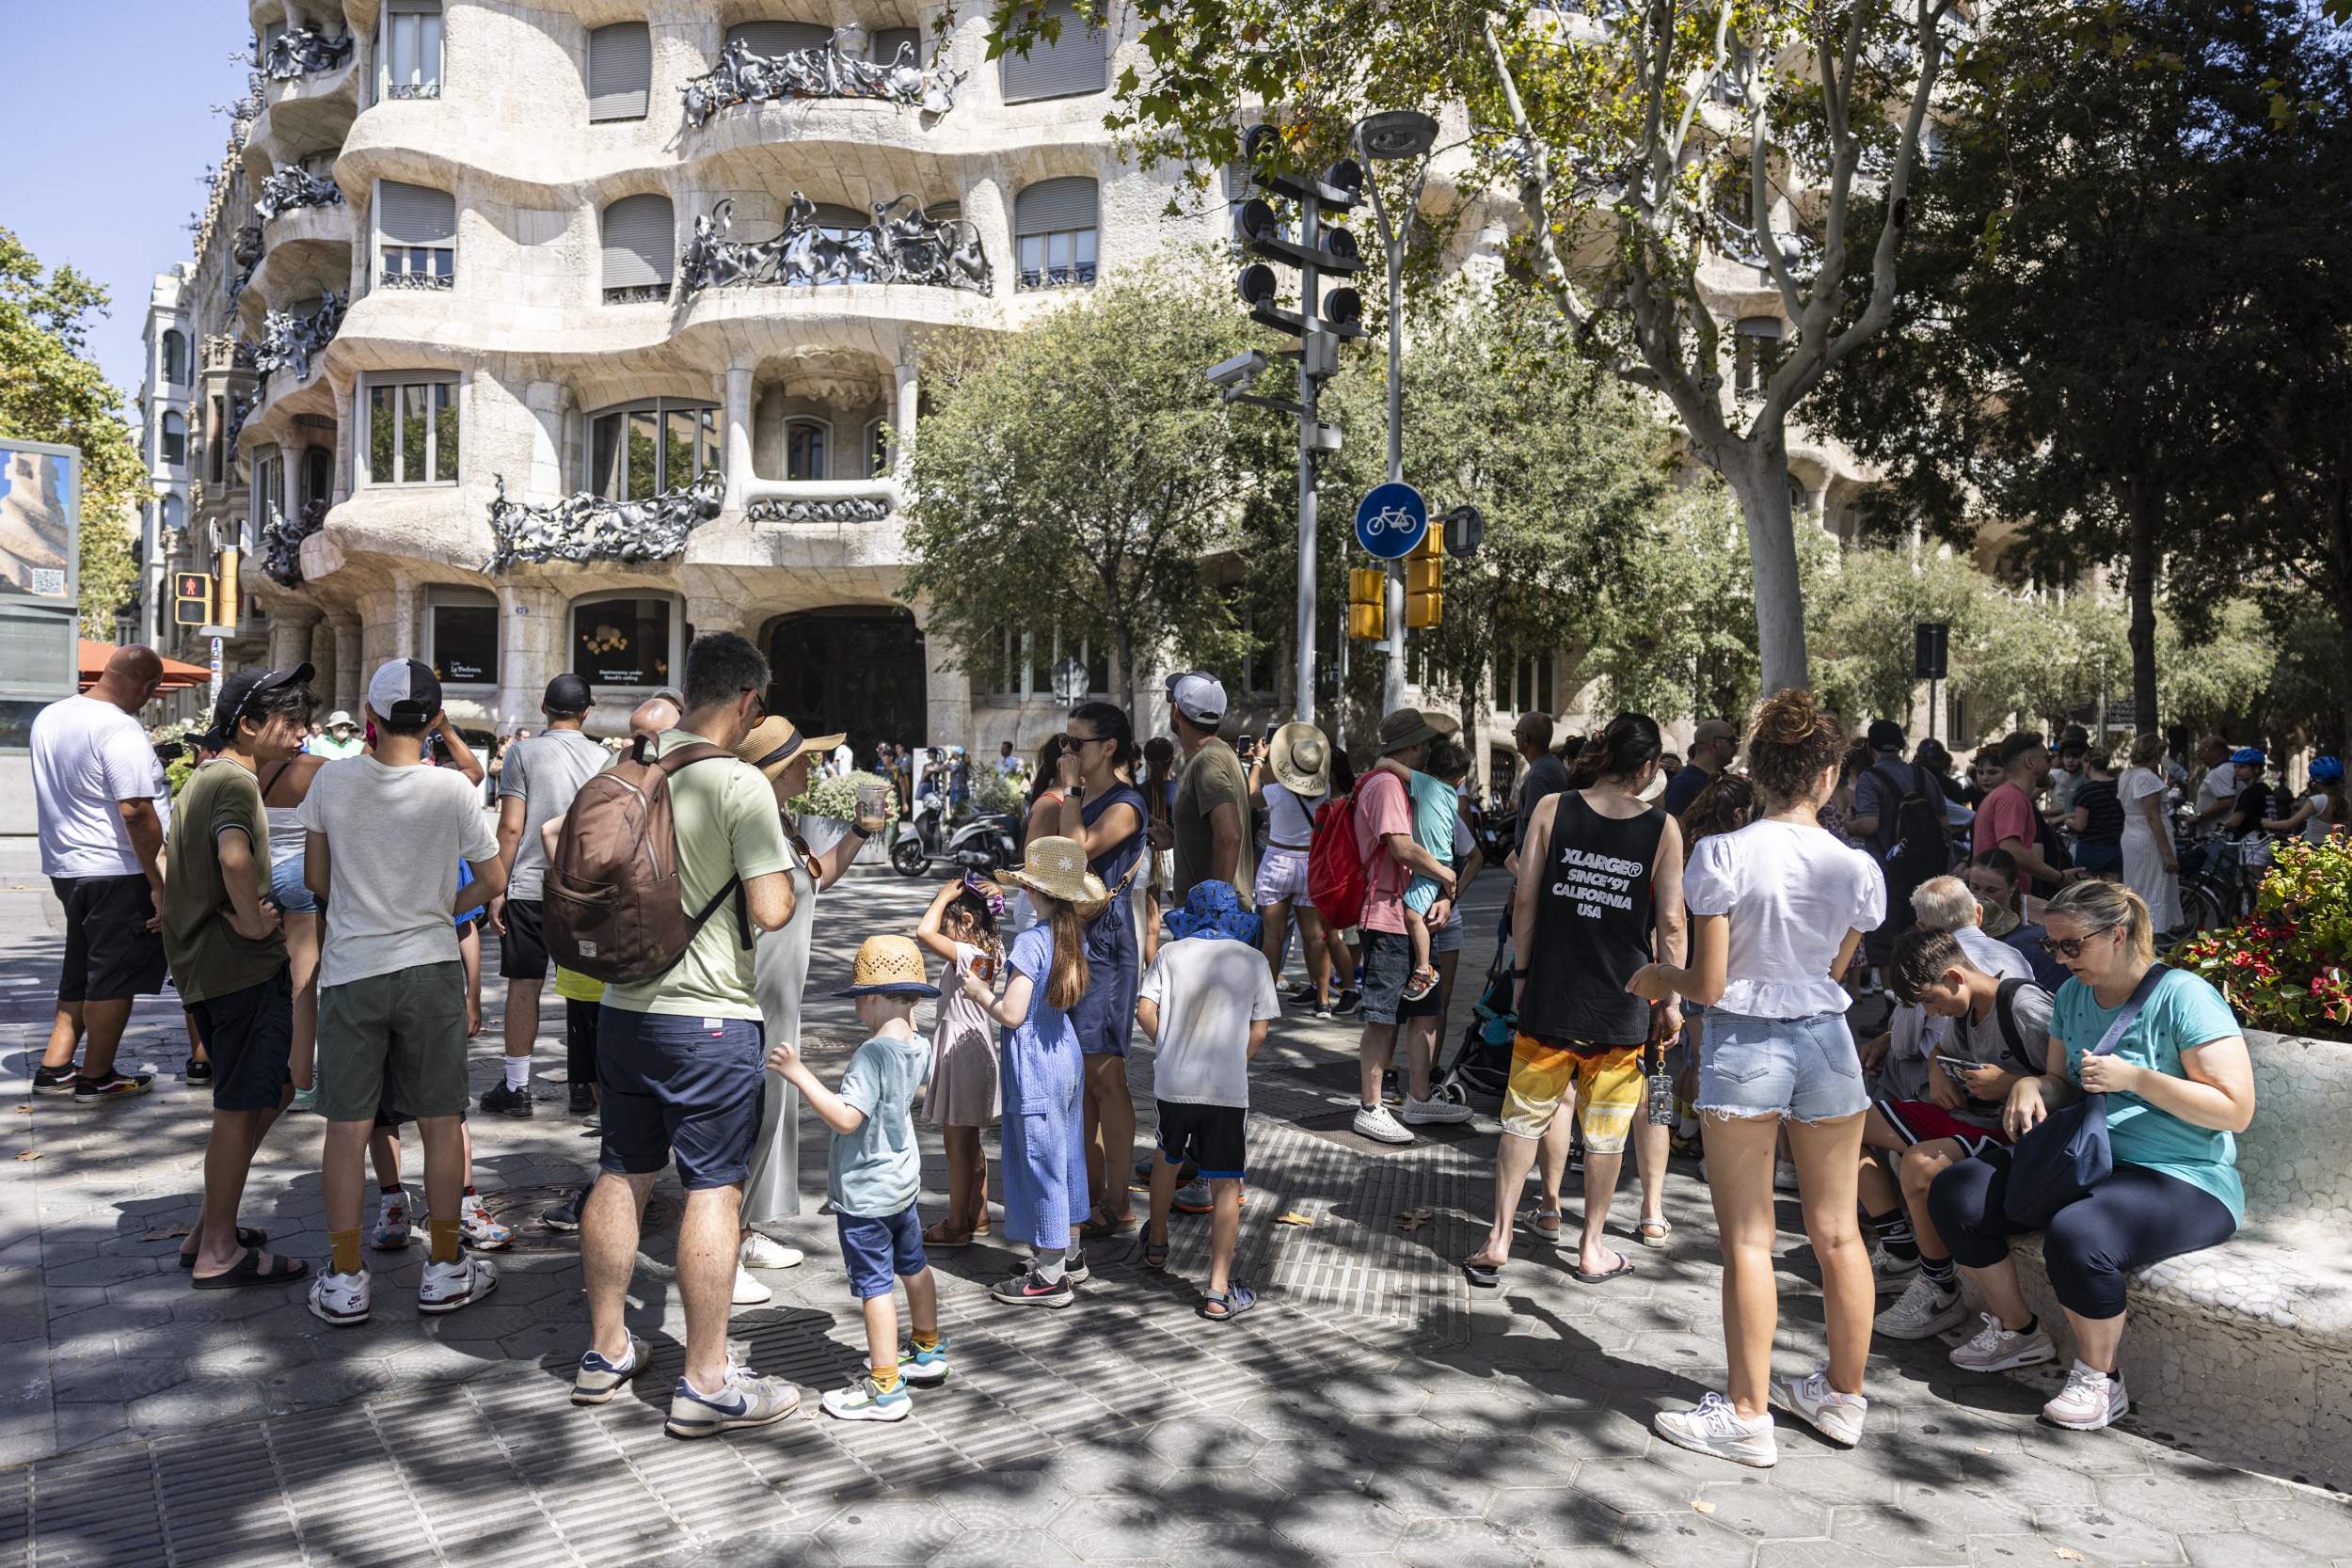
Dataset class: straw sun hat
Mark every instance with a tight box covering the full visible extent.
[734,716,847,779]
[1268,721,1331,797]
[1000,835,1109,911]
[833,934,941,999]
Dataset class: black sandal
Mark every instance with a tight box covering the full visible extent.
[191,1249,308,1290]
[180,1227,266,1268]
[1462,1258,1502,1289]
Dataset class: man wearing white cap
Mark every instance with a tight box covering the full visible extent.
[1156,671,1248,903]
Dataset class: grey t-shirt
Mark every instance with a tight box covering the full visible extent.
[298,754,501,989]
[827,1033,930,1218]
[1942,979,2056,1128]
[498,727,612,900]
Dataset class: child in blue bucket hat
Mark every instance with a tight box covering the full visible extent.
[1136,880,1279,1320]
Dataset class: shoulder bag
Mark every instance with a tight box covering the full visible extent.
[2000,963,2166,1228]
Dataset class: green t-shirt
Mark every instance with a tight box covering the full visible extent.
[600,730,797,1022]
[2053,967,2247,1224]
[827,1033,930,1218]
[161,759,287,1005]
[1172,737,1249,900]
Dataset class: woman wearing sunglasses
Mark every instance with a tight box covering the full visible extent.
[1926,879,2254,1432]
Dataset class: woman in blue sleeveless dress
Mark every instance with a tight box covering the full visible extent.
[1045,701,1148,1236]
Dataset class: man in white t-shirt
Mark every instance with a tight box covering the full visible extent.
[31,645,168,1101]
[1136,880,1279,1320]
[299,659,504,1329]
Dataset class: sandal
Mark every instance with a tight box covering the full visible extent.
[1199,1283,1258,1322]
[1568,1250,1638,1285]
[1142,1238,1169,1270]
[922,1221,975,1249]
[179,1227,266,1268]
[1516,1205,1564,1243]
[1462,1257,1502,1290]
[1638,1217,1672,1249]
[1078,1210,1136,1241]
[191,1248,308,1290]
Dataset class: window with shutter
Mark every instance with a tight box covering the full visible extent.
[601,195,675,302]
[873,26,920,64]
[1000,0,1105,103]
[161,412,187,467]
[163,331,188,387]
[383,0,443,99]
[726,21,833,57]
[1013,177,1100,289]
[376,180,457,289]
[587,22,652,121]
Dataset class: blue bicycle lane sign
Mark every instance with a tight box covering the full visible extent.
[1354,482,1429,560]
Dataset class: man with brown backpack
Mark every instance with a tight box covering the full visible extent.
[549,632,803,1437]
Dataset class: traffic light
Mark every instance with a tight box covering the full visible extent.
[1235,123,1369,380]
[1347,566,1387,641]
[174,573,212,627]
[1406,527,1442,629]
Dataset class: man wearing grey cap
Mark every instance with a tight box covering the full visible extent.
[1156,671,1248,902]
[486,673,606,1117]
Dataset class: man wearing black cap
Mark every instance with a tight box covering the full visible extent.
[165,663,317,1288]
[486,673,606,1117]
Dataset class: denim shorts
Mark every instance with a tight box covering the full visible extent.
[836,1204,926,1299]
[267,852,317,914]
[1696,1008,1868,1123]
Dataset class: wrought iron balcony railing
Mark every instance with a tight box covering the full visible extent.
[682,33,965,126]
[681,196,990,296]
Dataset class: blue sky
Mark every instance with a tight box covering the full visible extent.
[1,8,254,404]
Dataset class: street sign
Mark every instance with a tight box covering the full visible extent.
[1050,656,1089,704]
[1354,481,1427,560]
[1441,504,1485,560]
[1915,622,1949,681]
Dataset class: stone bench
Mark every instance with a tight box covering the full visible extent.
[2006,1030,2352,1489]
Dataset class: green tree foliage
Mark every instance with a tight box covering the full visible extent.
[976,0,1963,696]
[0,229,143,638]
[899,256,1270,717]
[1584,484,1770,725]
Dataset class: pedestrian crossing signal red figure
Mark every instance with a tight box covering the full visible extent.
[173,574,212,626]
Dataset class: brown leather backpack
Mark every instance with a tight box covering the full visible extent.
[543,734,747,985]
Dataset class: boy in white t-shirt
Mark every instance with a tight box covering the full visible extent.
[1136,880,1279,1322]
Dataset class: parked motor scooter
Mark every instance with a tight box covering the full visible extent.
[890,794,1021,878]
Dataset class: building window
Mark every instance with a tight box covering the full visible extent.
[251,445,285,546]
[162,330,188,387]
[301,446,333,507]
[987,626,1107,699]
[1734,316,1782,396]
[383,0,444,100]
[1013,177,1099,291]
[361,374,460,486]
[570,593,677,689]
[599,193,674,302]
[999,0,1106,103]
[786,419,829,482]
[375,180,456,289]
[208,396,226,483]
[1498,653,1555,717]
[586,22,652,122]
[586,399,720,500]
[864,418,888,479]
[160,494,184,538]
[426,588,500,686]
[160,411,187,467]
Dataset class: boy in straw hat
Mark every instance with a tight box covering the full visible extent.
[1137,880,1279,1321]
[766,935,948,1421]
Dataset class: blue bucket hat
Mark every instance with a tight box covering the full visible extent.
[1163,879,1262,945]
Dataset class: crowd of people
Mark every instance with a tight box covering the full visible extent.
[25,641,2279,1458]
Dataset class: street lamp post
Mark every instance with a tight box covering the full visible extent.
[1353,110,1439,715]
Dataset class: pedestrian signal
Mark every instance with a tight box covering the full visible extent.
[174,574,213,626]
[1347,566,1386,641]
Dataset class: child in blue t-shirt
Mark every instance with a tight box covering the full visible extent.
[1400,736,1467,1001]
[769,934,946,1422]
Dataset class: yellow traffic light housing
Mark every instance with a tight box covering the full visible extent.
[1406,536,1442,628]
[174,573,212,627]
[1347,566,1386,641]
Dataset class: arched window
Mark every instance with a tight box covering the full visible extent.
[786,418,830,482]
[161,411,187,467]
[162,330,188,387]
[1013,177,1099,290]
[586,22,652,121]
[570,590,681,689]
[999,0,1105,103]
[160,494,185,536]
[600,193,675,302]
[586,398,719,500]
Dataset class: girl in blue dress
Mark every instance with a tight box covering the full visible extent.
[963,835,1103,1308]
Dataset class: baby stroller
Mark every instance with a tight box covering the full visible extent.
[1428,935,1518,1106]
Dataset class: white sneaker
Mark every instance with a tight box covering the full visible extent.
[2043,1360,2128,1431]
[419,1254,499,1315]
[459,1193,514,1252]
[308,1267,371,1327]
[1876,1275,1970,1340]
[1352,1103,1414,1145]
[739,1232,804,1271]
[370,1187,411,1250]
[1869,1243,1920,1293]
[732,1262,774,1306]
[1402,1095,1474,1127]
[1773,1161,1801,1193]
[1653,1393,1778,1468]
[1772,1365,1867,1447]
[1947,1311,2058,1372]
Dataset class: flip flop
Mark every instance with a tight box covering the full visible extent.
[1462,1258,1502,1289]
[1199,1283,1258,1322]
[1517,1206,1564,1243]
[1568,1250,1638,1285]
[191,1249,308,1290]
[1638,1217,1672,1250]
[922,1222,975,1249]
[179,1227,266,1268]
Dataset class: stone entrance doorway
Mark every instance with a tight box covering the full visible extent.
[763,606,926,761]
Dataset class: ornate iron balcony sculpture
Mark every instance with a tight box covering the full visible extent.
[748,495,893,524]
[224,391,255,454]
[485,469,724,572]
[377,270,455,291]
[260,26,355,81]
[681,195,991,296]
[255,166,343,223]
[261,496,329,587]
[682,34,965,127]
[253,290,346,395]
[385,81,441,101]
[229,225,264,303]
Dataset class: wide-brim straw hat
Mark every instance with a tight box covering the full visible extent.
[833,933,940,998]
[735,716,848,780]
[1000,835,1109,911]
[1269,721,1331,797]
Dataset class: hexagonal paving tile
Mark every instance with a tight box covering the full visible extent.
[1271,1487,1411,1558]
[2226,1496,2352,1561]
[1359,1463,1498,1523]
[920,1465,1075,1533]
[1142,1412,1266,1466]
[2180,1531,2341,1568]
[1393,1516,1549,1568]
[1695,1479,1832,1541]
[2030,1504,2189,1566]
[1319,1370,1433,1418]
[814,1498,968,1566]
[1049,1493,1224,1560]
[1616,1511,1762,1568]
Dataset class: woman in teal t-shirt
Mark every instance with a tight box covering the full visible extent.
[1927,880,2256,1434]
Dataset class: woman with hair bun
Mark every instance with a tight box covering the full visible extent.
[1629,689,1886,1467]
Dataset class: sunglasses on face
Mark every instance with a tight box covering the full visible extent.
[2039,926,2117,960]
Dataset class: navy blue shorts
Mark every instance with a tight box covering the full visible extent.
[187,967,293,1113]
[836,1204,927,1299]
[596,1007,764,1191]
[1156,1100,1247,1180]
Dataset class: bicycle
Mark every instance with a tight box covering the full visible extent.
[2174,834,2265,937]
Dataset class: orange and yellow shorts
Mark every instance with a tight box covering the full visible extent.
[1498,1034,1645,1152]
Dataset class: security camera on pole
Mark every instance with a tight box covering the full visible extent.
[1204,122,1366,725]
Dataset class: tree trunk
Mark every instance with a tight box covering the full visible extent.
[2330,478,2352,752]
[1117,626,1138,729]
[1724,451,1810,697]
[2122,485,2160,737]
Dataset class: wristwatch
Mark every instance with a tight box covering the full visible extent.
[1068,784,1087,804]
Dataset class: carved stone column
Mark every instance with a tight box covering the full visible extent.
[723,366,756,510]
[331,614,362,712]
[269,606,321,673]
[892,355,919,477]
[308,615,338,708]
[496,583,566,728]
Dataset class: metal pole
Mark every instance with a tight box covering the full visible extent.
[1360,150,1426,716]
[1295,198,1322,726]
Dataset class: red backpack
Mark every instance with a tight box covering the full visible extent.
[1306,783,1370,930]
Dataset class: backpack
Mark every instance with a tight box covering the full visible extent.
[543,735,748,985]
[1989,976,2040,1075]
[1306,783,1369,931]
[1869,761,1947,884]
